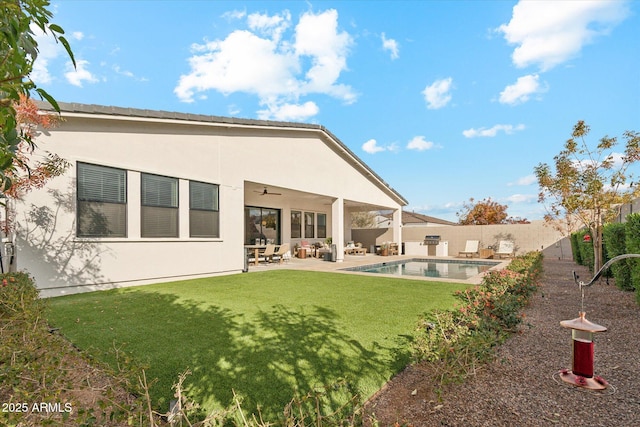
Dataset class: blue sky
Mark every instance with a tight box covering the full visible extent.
[33,1,639,221]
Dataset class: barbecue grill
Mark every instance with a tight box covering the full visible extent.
[423,235,441,256]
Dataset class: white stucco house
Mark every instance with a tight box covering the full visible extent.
[6,103,407,296]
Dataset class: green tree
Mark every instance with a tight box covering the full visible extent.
[535,121,640,272]
[456,197,529,225]
[1,0,75,192]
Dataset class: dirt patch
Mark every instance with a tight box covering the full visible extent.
[364,257,640,426]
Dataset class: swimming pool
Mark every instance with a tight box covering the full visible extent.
[343,258,500,280]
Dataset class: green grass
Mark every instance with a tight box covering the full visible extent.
[46,270,468,420]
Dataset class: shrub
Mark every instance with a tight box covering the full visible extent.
[573,229,594,271]
[570,233,582,265]
[625,213,640,303]
[412,252,543,386]
[603,223,634,291]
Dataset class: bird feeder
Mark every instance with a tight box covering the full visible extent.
[559,312,607,389]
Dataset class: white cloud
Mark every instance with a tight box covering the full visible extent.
[506,193,537,204]
[257,101,319,122]
[247,10,290,42]
[499,74,546,105]
[222,9,246,20]
[422,77,453,109]
[463,124,525,138]
[497,1,629,71]
[294,9,354,101]
[406,136,435,151]
[361,138,398,154]
[64,59,98,87]
[381,33,399,60]
[72,31,84,41]
[509,175,538,186]
[362,139,386,154]
[113,65,148,82]
[175,30,298,102]
[175,9,355,121]
[30,24,64,85]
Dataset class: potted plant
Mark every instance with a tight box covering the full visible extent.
[380,242,389,256]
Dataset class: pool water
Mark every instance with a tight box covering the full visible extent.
[344,258,500,280]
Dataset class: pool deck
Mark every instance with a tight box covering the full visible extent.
[247,253,511,285]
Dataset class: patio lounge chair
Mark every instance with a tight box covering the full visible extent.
[273,243,290,264]
[261,244,276,263]
[494,240,515,259]
[353,243,367,255]
[344,241,356,254]
[459,240,479,258]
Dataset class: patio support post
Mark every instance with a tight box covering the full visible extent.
[393,208,402,251]
[332,198,345,262]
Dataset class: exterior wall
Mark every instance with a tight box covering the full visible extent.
[14,112,403,296]
[616,198,640,222]
[353,220,570,257]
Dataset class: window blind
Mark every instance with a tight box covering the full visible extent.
[189,181,219,238]
[141,174,178,207]
[141,174,179,237]
[77,163,126,203]
[190,181,218,211]
[76,163,127,237]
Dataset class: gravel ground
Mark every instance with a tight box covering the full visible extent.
[365,256,640,426]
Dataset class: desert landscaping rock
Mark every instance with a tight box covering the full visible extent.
[365,257,640,426]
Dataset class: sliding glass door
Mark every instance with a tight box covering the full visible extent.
[245,206,281,245]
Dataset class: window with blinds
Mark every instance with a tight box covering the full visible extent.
[317,213,327,238]
[141,173,178,237]
[304,212,314,238]
[291,210,301,238]
[77,162,127,237]
[189,181,219,238]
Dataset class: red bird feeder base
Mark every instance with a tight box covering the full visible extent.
[559,369,608,390]
[559,311,608,390]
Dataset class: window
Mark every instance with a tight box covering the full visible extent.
[141,173,178,237]
[304,212,314,238]
[77,162,127,237]
[190,181,219,238]
[317,213,327,238]
[291,211,301,238]
[245,207,280,245]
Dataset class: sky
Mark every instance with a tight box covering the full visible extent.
[32,1,640,222]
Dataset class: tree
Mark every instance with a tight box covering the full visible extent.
[456,197,529,225]
[1,0,75,192]
[1,95,69,234]
[535,121,640,272]
[351,211,378,229]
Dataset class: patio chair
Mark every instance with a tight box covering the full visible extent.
[300,240,313,258]
[388,243,399,256]
[273,243,290,264]
[494,240,515,259]
[261,244,276,263]
[458,240,479,258]
[344,241,356,254]
[353,243,367,255]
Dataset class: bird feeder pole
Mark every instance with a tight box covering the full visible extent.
[559,254,640,390]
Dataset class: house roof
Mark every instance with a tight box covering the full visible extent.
[37,101,408,206]
[401,211,457,226]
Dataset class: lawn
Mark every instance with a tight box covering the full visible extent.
[45,270,469,420]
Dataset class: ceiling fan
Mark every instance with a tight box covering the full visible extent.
[255,187,282,196]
